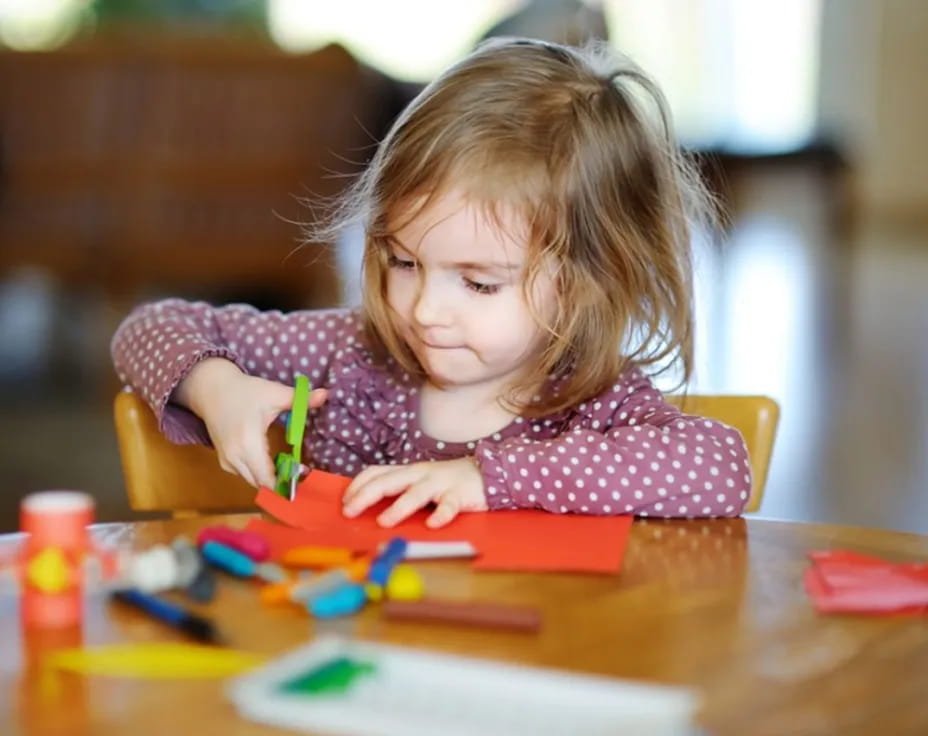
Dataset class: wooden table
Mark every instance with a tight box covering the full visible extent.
[2,515,927,735]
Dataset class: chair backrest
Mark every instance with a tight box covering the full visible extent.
[114,391,778,517]
[114,390,286,517]
[665,394,779,512]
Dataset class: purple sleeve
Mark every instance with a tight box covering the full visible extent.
[474,370,752,518]
[110,298,360,445]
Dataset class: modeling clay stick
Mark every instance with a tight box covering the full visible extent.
[282,546,354,569]
[382,598,542,632]
[196,526,270,562]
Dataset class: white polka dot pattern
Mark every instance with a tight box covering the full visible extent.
[474,370,752,518]
[111,300,753,519]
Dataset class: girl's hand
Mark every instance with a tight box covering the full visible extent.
[174,358,328,490]
[342,458,488,528]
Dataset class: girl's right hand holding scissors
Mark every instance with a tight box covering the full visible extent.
[174,358,327,490]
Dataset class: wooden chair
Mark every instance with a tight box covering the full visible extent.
[114,391,778,517]
[114,390,286,518]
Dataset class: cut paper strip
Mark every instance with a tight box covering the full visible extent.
[256,470,632,574]
[804,567,928,613]
[253,488,304,530]
[804,550,928,615]
[47,643,264,679]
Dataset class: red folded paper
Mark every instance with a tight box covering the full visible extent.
[804,549,928,614]
[254,469,632,574]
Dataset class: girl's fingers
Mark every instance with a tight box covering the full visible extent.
[344,464,404,505]
[377,479,439,527]
[229,457,259,489]
[252,447,278,491]
[262,382,295,417]
[344,465,397,500]
[426,496,460,529]
[308,388,328,408]
[238,431,276,490]
[265,385,327,423]
[232,428,277,489]
[218,433,275,490]
[343,466,423,518]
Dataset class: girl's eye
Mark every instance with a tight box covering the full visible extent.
[387,254,416,270]
[464,278,502,295]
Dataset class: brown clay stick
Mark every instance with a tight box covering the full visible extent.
[382,598,542,632]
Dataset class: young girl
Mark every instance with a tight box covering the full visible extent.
[111,38,751,528]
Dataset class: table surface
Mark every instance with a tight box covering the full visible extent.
[2,514,927,736]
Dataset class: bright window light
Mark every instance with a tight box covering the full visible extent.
[3,0,823,153]
[605,0,822,152]
[728,0,821,151]
[723,216,812,400]
[0,0,87,50]
[268,0,521,82]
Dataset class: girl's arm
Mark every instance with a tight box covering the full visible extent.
[110,298,359,445]
[473,369,752,518]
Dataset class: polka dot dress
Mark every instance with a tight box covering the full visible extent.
[112,299,753,518]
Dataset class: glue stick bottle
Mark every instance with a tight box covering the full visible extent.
[19,490,95,628]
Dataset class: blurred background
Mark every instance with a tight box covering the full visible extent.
[0,0,925,534]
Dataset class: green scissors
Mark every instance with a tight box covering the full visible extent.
[274,374,311,500]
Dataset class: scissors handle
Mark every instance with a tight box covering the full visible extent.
[285,375,311,463]
[273,375,312,499]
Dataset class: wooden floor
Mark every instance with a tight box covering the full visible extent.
[1,162,926,534]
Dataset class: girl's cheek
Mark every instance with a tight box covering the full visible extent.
[384,275,407,307]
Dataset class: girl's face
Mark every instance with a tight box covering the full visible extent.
[385,189,557,397]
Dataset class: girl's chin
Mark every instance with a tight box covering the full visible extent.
[420,361,480,387]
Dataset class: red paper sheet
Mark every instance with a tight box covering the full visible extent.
[804,549,928,614]
[254,470,631,574]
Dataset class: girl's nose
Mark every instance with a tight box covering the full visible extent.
[412,279,451,327]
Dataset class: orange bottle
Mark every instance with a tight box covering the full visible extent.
[19,491,95,628]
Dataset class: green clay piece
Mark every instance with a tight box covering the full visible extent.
[280,656,376,696]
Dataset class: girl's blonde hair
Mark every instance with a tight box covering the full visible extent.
[312,37,712,417]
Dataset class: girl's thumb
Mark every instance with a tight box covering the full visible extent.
[269,383,295,411]
[308,387,328,408]
[268,383,327,419]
